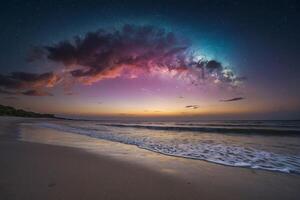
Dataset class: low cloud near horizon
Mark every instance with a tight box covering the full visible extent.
[185,105,199,109]
[220,97,245,102]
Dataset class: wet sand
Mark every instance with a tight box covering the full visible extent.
[1,117,300,200]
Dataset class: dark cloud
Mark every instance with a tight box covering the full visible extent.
[0,74,21,90]
[0,71,58,89]
[37,24,242,86]
[0,71,59,96]
[185,105,199,109]
[220,97,245,102]
[205,60,222,72]
[22,89,53,96]
[43,24,189,83]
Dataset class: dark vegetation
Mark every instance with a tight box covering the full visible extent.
[0,104,55,118]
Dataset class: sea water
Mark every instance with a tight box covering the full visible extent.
[33,119,300,174]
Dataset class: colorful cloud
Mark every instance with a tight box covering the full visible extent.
[0,24,244,96]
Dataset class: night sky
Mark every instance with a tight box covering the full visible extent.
[0,0,299,119]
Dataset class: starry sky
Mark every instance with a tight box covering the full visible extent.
[0,0,299,119]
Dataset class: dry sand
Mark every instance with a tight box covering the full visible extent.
[0,117,300,200]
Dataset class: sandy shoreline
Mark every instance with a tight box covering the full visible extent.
[1,117,300,200]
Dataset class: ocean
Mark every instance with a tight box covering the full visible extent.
[31,119,300,174]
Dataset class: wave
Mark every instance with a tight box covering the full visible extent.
[33,122,300,174]
[97,123,300,135]
[175,122,300,129]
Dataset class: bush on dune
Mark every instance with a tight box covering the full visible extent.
[0,105,54,118]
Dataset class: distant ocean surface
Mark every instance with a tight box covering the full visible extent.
[35,120,300,174]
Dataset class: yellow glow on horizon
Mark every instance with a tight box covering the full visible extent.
[5,91,299,118]
[56,101,262,117]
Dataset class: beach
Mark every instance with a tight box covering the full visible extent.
[1,117,300,200]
